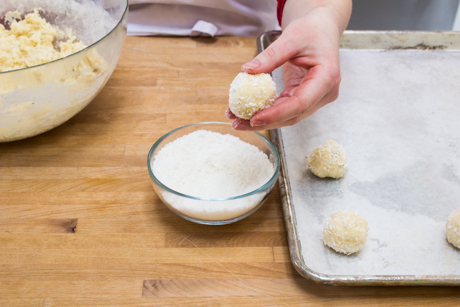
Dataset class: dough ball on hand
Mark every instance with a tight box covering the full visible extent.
[307,140,348,179]
[229,72,277,120]
[446,208,460,249]
[323,210,369,255]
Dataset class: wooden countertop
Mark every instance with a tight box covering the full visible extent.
[1,36,460,306]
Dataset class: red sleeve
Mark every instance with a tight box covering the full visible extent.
[277,0,287,26]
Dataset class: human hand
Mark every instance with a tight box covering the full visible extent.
[226,3,351,131]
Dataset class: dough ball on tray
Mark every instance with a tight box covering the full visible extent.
[447,208,460,249]
[307,140,348,179]
[323,210,369,255]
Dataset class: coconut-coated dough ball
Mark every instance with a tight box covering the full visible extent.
[307,140,348,179]
[323,210,369,255]
[446,208,460,249]
[229,72,277,120]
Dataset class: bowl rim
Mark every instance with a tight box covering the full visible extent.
[147,122,280,201]
[0,0,128,75]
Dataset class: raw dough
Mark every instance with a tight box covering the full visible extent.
[229,72,277,120]
[0,9,86,72]
[0,8,107,142]
[446,208,460,249]
[323,210,369,255]
[307,140,348,179]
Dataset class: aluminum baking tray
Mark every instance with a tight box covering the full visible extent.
[258,30,460,286]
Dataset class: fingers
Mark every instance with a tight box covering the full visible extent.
[228,64,340,131]
[225,108,237,120]
[280,64,308,97]
[233,84,339,131]
[249,65,340,127]
[233,88,338,131]
[231,117,250,130]
[241,35,297,75]
[233,116,299,131]
[280,84,300,97]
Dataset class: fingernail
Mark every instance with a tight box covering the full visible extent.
[241,59,261,72]
[225,109,232,119]
[288,89,295,96]
[251,120,265,127]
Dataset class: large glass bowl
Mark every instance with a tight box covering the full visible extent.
[147,122,281,225]
[0,0,128,142]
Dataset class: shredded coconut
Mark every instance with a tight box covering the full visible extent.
[151,130,275,220]
[229,72,277,120]
[307,139,348,179]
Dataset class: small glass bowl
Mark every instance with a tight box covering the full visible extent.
[147,122,280,225]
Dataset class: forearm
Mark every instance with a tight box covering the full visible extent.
[281,0,352,34]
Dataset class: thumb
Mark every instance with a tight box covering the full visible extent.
[241,35,295,74]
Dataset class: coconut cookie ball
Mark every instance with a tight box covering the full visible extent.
[323,210,369,255]
[229,72,277,120]
[307,140,348,179]
[446,209,460,249]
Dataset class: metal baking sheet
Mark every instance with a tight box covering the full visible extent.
[259,31,460,285]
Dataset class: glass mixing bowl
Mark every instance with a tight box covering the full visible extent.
[0,0,128,142]
[147,122,281,225]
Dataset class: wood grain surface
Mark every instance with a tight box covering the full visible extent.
[1,36,460,307]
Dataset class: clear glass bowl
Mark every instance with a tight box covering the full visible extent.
[0,0,128,142]
[147,122,280,225]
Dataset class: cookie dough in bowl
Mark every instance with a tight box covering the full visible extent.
[0,0,128,142]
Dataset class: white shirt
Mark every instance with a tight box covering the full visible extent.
[127,0,279,37]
